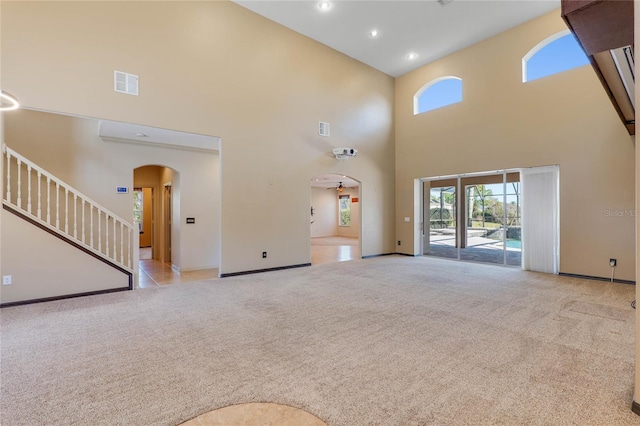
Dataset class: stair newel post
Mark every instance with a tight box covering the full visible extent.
[37,170,42,219]
[81,199,85,243]
[27,165,32,214]
[5,150,11,203]
[73,193,78,238]
[46,176,51,224]
[16,159,22,208]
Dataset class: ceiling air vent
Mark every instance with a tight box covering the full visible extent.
[114,70,139,96]
[319,121,330,137]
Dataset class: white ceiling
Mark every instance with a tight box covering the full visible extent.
[311,174,359,188]
[99,120,220,151]
[233,0,560,77]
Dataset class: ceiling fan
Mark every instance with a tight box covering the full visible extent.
[327,182,345,192]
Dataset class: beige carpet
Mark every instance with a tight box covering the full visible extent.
[0,256,637,425]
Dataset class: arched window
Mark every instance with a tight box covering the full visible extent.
[413,76,462,115]
[523,30,589,83]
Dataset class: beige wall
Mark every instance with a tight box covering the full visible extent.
[1,210,129,304]
[4,109,220,273]
[1,1,396,275]
[311,187,338,238]
[395,10,635,280]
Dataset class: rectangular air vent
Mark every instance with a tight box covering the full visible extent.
[114,70,139,96]
[319,121,330,137]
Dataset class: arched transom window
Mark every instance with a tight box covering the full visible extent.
[523,30,589,83]
[413,76,463,115]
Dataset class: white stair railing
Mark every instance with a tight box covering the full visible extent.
[2,144,134,273]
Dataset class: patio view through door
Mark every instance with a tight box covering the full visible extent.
[424,171,522,267]
[426,184,457,259]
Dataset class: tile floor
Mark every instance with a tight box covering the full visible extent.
[138,259,218,288]
[310,236,360,265]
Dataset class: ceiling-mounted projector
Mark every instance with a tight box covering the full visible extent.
[333,147,357,159]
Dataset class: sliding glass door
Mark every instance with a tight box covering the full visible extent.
[426,185,457,259]
[461,183,506,264]
[423,172,522,267]
[504,182,522,267]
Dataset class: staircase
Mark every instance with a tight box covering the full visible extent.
[2,144,136,299]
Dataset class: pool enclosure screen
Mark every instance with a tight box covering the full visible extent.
[424,171,521,266]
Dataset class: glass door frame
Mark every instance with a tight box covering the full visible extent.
[421,168,521,267]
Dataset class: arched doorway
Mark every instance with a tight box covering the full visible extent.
[310,174,361,265]
[134,165,180,286]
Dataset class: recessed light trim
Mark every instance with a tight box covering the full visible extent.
[0,91,20,111]
[370,29,379,37]
[407,52,418,60]
[318,1,332,11]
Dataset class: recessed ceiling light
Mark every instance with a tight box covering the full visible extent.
[318,1,331,11]
[370,29,379,37]
[0,91,20,111]
[407,53,418,60]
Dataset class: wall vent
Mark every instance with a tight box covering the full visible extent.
[114,71,139,96]
[319,121,330,137]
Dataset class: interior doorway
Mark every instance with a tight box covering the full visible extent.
[310,174,361,265]
[133,165,178,266]
[134,187,154,260]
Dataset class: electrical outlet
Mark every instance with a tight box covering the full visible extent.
[609,258,617,267]
[397,240,401,246]
[262,251,267,259]
[2,275,12,285]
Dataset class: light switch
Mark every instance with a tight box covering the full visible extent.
[404,217,410,222]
